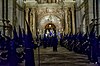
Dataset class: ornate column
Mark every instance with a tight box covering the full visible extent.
[64,7,68,34]
[71,7,75,34]
[25,8,29,23]
[30,9,33,32]
[67,8,71,34]
[32,8,36,38]
[25,8,29,32]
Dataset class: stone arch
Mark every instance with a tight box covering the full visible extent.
[38,15,62,30]
[44,23,56,34]
[37,15,63,35]
[45,23,56,29]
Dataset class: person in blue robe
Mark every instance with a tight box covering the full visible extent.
[52,35,58,52]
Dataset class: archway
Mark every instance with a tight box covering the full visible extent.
[37,15,63,36]
[45,23,56,37]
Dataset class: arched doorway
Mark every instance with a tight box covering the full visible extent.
[37,15,64,38]
[45,23,56,37]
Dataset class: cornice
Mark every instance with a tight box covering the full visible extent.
[63,1,75,7]
[38,3,61,8]
[24,1,37,7]
[24,0,76,8]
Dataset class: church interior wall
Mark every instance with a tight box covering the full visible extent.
[75,0,88,33]
[15,0,25,34]
[98,0,100,35]
[0,0,76,38]
[0,0,14,36]
[8,0,13,25]
[88,0,93,24]
[0,0,3,34]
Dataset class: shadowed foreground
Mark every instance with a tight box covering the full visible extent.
[34,47,97,66]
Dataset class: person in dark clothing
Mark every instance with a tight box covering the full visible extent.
[43,34,47,48]
[52,35,58,52]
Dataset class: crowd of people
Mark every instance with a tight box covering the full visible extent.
[40,34,58,52]
[60,32,100,64]
[0,23,35,66]
[0,24,59,66]
[0,23,100,66]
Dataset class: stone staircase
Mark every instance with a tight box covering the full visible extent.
[34,47,91,66]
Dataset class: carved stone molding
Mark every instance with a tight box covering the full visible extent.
[37,7,64,23]
[24,0,76,35]
[37,15,62,30]
[63,0,75,7]
[25,8,29,13]
[24,0,37,7]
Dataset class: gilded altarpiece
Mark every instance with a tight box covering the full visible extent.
[24,0,75,38]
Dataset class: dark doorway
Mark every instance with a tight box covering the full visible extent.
[45,23,56,36]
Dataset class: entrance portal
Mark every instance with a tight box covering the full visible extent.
[45,23,56,37]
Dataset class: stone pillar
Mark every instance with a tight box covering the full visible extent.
[67,8,71,33]
[30,9,33,32]
[64,8,68,34]
[71,7,75,34]
[25,8,29,32]
[32,8,36,39]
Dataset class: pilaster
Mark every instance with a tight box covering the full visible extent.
[32,8,36,38]
[64,7,68,34]
[25,8,29,22]
[25,8,29,32]
[71,7,75,34]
